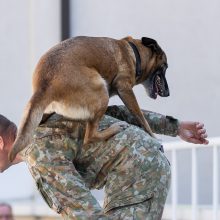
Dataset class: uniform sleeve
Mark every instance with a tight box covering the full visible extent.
[106,105,179,137]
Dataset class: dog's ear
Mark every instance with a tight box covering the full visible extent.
[141,37,162,54]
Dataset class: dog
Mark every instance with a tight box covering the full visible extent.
[9,36,170,162]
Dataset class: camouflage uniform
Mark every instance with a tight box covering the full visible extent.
[21,105,179,220]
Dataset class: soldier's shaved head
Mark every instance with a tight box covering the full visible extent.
[0,115,17,146]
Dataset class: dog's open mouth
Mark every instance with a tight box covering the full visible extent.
[152,73,170,98]
[143,69,169,99]
[155,75,164,96]
[151,75,162,99]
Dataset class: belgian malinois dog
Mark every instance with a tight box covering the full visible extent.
[9,36,170,162]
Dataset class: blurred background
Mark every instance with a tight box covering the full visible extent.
[0,0,219,219]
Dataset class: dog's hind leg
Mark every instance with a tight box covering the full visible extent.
[8,90,50,161]
[83,86,127,145]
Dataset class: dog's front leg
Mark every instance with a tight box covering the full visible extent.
[117,83,156,138]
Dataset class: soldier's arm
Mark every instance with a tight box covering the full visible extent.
[105,105,179,136]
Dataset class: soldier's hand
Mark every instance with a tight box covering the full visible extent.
[178,121,209,145]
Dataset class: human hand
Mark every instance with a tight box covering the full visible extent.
[178,121,209,145]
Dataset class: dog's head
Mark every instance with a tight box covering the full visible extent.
[140,37,170,99]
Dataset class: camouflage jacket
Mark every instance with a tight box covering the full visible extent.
[21,105,178,218]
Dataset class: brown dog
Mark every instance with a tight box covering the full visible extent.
[9,36,170,162]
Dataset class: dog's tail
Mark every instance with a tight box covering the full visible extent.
[9,91,49,162]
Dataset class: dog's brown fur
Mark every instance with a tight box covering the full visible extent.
[9,36,168,162]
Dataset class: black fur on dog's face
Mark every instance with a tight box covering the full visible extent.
[141,37,170,99]
[143,62,169,99]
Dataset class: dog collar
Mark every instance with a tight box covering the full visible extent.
[128,42,142,79]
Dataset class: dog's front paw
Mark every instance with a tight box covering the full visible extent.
[111,121,130,132]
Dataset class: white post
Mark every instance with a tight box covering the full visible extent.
[213,145,219,220]
[172,149,177,220]
[192,147,198,220]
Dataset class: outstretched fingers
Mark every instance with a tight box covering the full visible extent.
[195,123,209,144]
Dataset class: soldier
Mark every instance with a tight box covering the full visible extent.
[0,106,208,219]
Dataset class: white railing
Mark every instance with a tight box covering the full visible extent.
[164,137,220,220]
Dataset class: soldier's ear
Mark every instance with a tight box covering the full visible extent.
[141,37,161,53]
[0,136,4,150]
